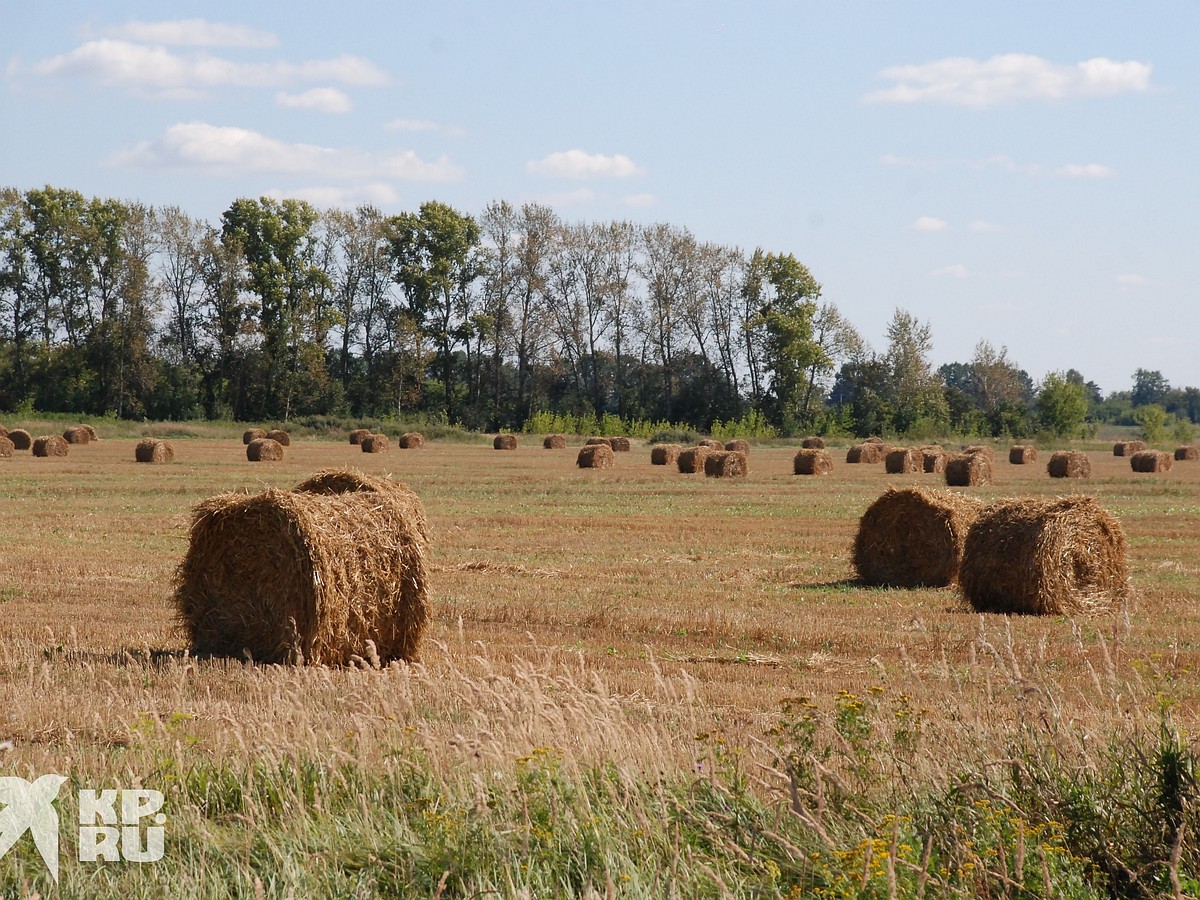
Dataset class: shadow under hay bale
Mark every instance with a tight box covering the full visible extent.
[705,450,747,478]
[33,435,69,457]
[794,448,833,475]
[63,426,90,444]
[494,434,517,450]
[1009,445,1038,464]
[677,446,710,473]
[1176,446,1199,461]
[398,432,424,449]
[543,434,567,449]
[267,429,291,446]
[945,452,991,486]
[1113,440,1146,457]
[243,428,267,445]
[651,444,681,465]
[609,436,631,452]
[801,436,826,449]
[1131,450,1172,473]
[171,481,429,666]
[853,487,984,587]
[247,438,284,461]
[7,429,31,450]
[135,438,174,463]
[885,448,920,474]
[724,439,750,454]
[348,428,372,445]
[920,446,947,474]
[959,496,1129,615]
[577,443,614,468]
[0,436,13,458]
[361,434,389,453]
[1048,450,1091,479]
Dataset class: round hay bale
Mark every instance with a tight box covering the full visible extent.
[361,433,389,453]
[853,487,985,587]
[247,438,284,461]
[1131,450,1172,473]
[863,436,886,445]
[677,446,710,473]
[586,436,612,448]
[1175,446,1199,462]
[847,442,888,464]
[577,444,614,468]
[801,436,826,449]
[171,485,429,665]
[885,448,920,474]
[32,435,69,457]
[80,424,99,441]
[543,434,567,449]
[609,436,631,452]
[1009,445,1038,465]
[7,429,31,450]
[266,429,291,446]
[398,432,425,449]
[724,439,750,454]
[699,439,724,450]
[295,468,415,499]
[945,452,991,487]
[0,436,13,459]
[920,446,947,474]
[494,434,517,450]
[348,428,372,445]
[960,496,1129,615]
[134,438,174,463]
[0,424,7,438]
[1113,440,1146,457]
[794,448,833,475]
[1048,451,1091,479]
[962,445,995,463]
[705,450,747,478]
[651,444,681,465]
[243,428,267,445]
[63,425,90,444]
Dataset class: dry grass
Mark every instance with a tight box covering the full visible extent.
[724,439,750,454]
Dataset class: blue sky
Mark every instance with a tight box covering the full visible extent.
[4,2,1196,395]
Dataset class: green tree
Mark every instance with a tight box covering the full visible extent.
[1134,403,1168,444]
[1036,371,1089,437]
[882,308,947,435]
[1131,368,1169,408]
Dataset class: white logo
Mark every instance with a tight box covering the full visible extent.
[0,775,67,881]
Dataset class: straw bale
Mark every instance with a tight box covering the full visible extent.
[543,434,567,449]
[586,437,612,448]
[361,433,389,453]
[171,484,429,665]
[920,446,947,474]
[577,444,614,468]
[1175,446,1199,462]
[794,448,833,475]
[962,445,995,463]
[349,428,372,445]
[609,436,631,452]
[247,438,284,461]
[863,436,886,445]
[243,428,267,445]
[801,436,826,449]
[80,424,98,441]
[7,429,31,450]
[494,434,517,450]
[724,439,750,454]
[885,448,920,474]
[1009,446,1038,464]
[63,425,90,444]
[699,439,725,450]
[293,469,430,541]
[944,452,992,486]
[853,487,984,587]
[399,432,425,449]
[32,435,69,457]
[1113,440,1147,457]
[960,496,1128,615]
[135,438,174,463]
[705,450,748,478]
[677,447,710,473]
[267,429,291,446]
[651,444,681,465]
[0,437,13,458]
[847,442,888,464]
[1130,450,1172,473]
[0,424,7,438]
[1047,451,1090,479]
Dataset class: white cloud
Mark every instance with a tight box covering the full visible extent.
[1057,163,1116,179]
[276,87,353,114]
[265,183,401,209]
[99,19,277,48]
[910,215,948,232]
[622,193,657,208]
[107,122,464,182]
[527,149,644,179]
[932,264,970,278]
[864,54,1151,108]
[383,118,466,137]
[968,220,1002,233]
[979,155,1116,179]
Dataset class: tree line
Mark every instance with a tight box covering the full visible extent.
[1,185,1196,439]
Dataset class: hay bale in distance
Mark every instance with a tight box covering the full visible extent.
[1009,446,1038,464]
[794,448,833,475]
[171,483,429,665]
[920,446,947,474]
[348,428,372,445]
[705,450,747,478]
[80,424,98,441]
[0,436,13,458]
[243,428,267,445]
[801,436,826,449]
[135,438,174,463]
[853,487,984,587]
[586,437,612,448]
[543,434,567,449]
[960,496,1129,615]
[1175,446,1199,461]
[266,429,291,446]
[962,445,996,463]
[863,436,886,445]
[63,425,91,444]
[494,434,517,450]
[1113,440,1146,457]
[577,444,614,468]
[32,435,69,457]
[247,438,284,461]
[945,452,992,486]
[1131,450,1172,473]
[699,439,724,450]
[724,439,750,454]
[1047,451,1091,479]
[651,444,681,465]
[0,424,7,438]
[847,442,888,464]
[609,436,631,452]
[677,446,710,473]
[7,429,31,450]
[361,433,389,453]
[398,432,424,449]
[885,448,920,474]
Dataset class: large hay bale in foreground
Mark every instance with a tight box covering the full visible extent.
[705,450,747,478]
[801,436,826,449]
[577,444,614,468]
[793,448,833,475]
[1113,440,1146,457]
[0,436,13,458]
[885,448,920,474]
[1131,450,1172,473]
[348,428,372,445]
[543,434,567,449]
[266,429,291,446]
[960,496,1128,615]
[247,438,284,461]
[1175,446,1199,461]
[361,433,389,453]
[63,425,91,445]
[724,439,750,454]
[853,487,984,587]
[847,442,888,464]
[945,452,991,486]
[7,429,31,450]
[920,446,947,474]
[399,432,424,449]
[1048,451,1091,479]
[1009,445,1038,465]
[651,444,681,465]
[32,435,68,457]
[494,434,517,450]
[609,436,631,452]
[135,438,174,463]
[677,446,710,473]
[243,428,267,445]
[172,483,429,665]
